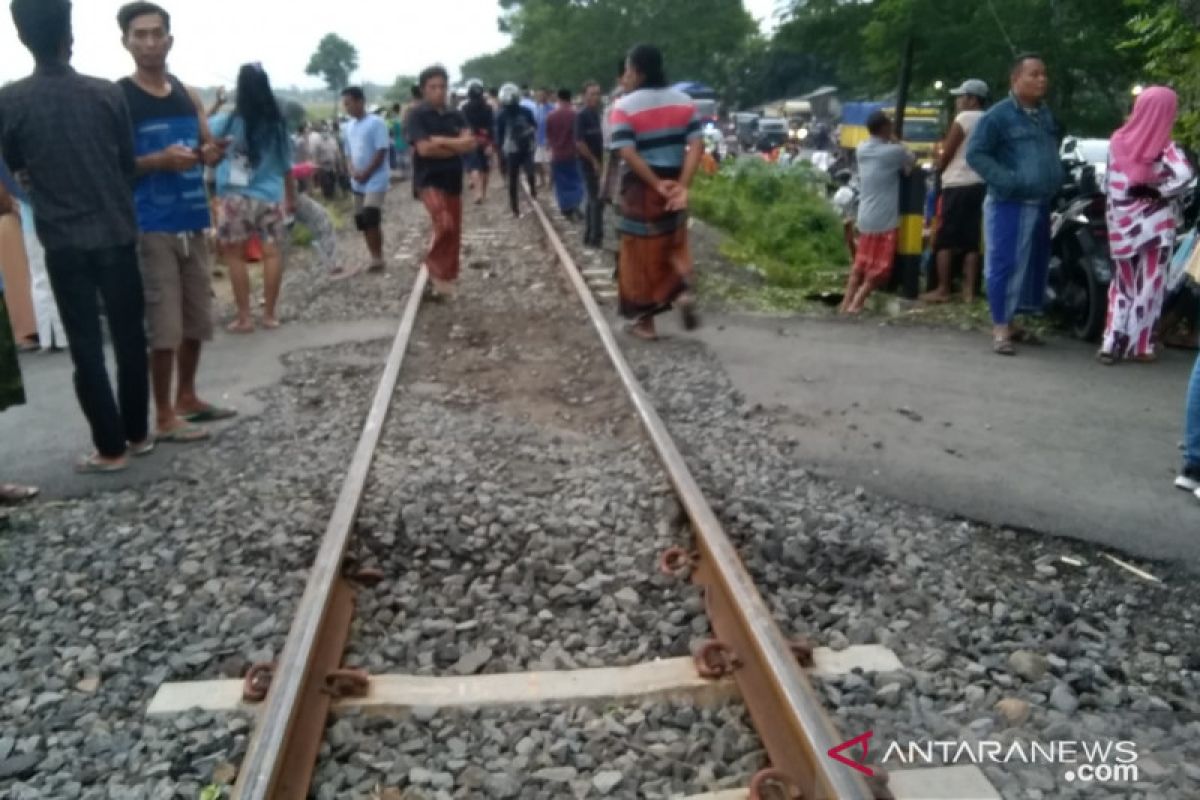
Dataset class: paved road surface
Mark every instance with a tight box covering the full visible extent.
[1,319,394,499]
[686,313,1198,567]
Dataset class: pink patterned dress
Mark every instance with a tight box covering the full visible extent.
[1103,143,1195,358]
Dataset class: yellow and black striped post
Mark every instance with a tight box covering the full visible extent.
[891,167,928,298]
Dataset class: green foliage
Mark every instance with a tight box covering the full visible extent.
[462,0,756,92]
[1124,0,1200,147]
[692,159,848,291]
[384,75,418,105]
[306,34,359,92]
[280,100,307,133]
[290,221,314,249]
[198,786,223,800]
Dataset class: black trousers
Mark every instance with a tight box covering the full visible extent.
[44,243,149,458]
[582,162,604,247]
[506,151,536,216]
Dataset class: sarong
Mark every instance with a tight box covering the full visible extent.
[420,188,463,284]
[552,159,585,214]
[0,291,26,411]
[617,177,692,320]
[984,197,1051,325]
[851,230,897,284]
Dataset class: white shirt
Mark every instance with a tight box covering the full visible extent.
[942,110,984,188]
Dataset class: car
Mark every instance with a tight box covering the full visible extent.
[1061,137,1110,179]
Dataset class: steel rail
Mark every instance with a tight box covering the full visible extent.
[526,193,875,800]
[233,269,429,800]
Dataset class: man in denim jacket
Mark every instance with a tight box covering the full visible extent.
[967,54,1063,356]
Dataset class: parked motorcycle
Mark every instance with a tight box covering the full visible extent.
[1046,155,1110,341]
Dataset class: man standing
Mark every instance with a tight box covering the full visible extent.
[839,111,914,314]
[340,86,390,274]
[576,81,605,247]
[407,66,476,299]
[117,1,232,445]
[496,83,537,218]
[0,0,150,472]
[967,54,1063,356]
[923,78,989,305]
[546,88,584,221]
[534,88,554,189]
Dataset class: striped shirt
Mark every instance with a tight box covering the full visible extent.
[608,88,701,177]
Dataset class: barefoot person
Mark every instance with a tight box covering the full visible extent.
[407,66,476,299]
[210,64,296,332]
[840,110,914,315]
[1098,87,1194,365]
[610,44,704,340]
[1,0,151,473]
[922,79,988,304]
[340,86,390,274]
[118,1,234,443]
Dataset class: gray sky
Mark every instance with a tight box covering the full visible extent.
[0,0,782,89]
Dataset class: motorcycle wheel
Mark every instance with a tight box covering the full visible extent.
[1068,260,1106,342]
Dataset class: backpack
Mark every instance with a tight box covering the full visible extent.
[505,109,535,155]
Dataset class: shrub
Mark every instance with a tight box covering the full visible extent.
[692,159,848,291]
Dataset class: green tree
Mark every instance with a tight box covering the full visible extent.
[1125,0,1200,146]
[305,33,359,92]
[384,75,418,105]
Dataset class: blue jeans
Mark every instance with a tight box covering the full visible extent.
[1187,352,1200,469]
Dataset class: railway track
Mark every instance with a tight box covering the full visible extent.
[143,188,958,799]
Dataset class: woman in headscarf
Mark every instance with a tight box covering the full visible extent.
[610,44,704,340]
[1100,86,1195,364]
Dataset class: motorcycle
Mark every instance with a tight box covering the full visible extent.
[1046,153,1111,341]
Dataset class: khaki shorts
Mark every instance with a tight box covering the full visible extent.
[353,191,387,211]
[138,232,214,350]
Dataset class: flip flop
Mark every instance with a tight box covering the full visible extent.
[76,454,129,474]
[993,338,1016,356]
[182,405,238,424]
[129,438,157,457]
[0,483,39,504]
[156,423,211,444]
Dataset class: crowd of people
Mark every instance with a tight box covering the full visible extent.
[0,0,706,501]
[839,54,1200,502]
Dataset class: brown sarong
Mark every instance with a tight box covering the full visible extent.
[617,178,692,320]
[420,188,463,284]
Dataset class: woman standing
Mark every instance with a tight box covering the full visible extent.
[609,44,704,340]
[211,64,297,333]
[462,83,495,205]
[1100,87,1195,364]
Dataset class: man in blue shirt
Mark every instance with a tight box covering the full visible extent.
[534,88,554,190]
[341,86,391,274]
[967,54,1063,356]
[118,1,232,444]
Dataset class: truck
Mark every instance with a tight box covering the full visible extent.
[838,101,944,166]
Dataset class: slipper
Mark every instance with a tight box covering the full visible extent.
[156,423,211,444]
[0,483,39,504]
[129,438,157,457]
[76,454,129,474]
[993,338,1016,356]
[182,405,238,424]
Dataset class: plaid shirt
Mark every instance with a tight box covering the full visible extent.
[0,63,138,251]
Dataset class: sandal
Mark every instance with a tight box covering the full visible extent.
[75,454,129,474]
[0,483,39,504]
[129,438,157,457]
[156,423,211,444]
[182,405,238,424]
[993,337,1016,356]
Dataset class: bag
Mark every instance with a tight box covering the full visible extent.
[505,110,534,156]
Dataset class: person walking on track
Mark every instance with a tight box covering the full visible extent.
[118,1,235,445]
[210,64,296,333]
[341,86,391,274]
[966,54,1063,357]
[496,83,537,218]
[546,88,584,220]
[1,0,152,473]
[576,81,606,248]
[407,66,476,300]
[609,44,704,341]
[1098,87,1195,365]
[462,83,495,206]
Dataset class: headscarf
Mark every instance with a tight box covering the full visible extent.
[1110,86,1178,185]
